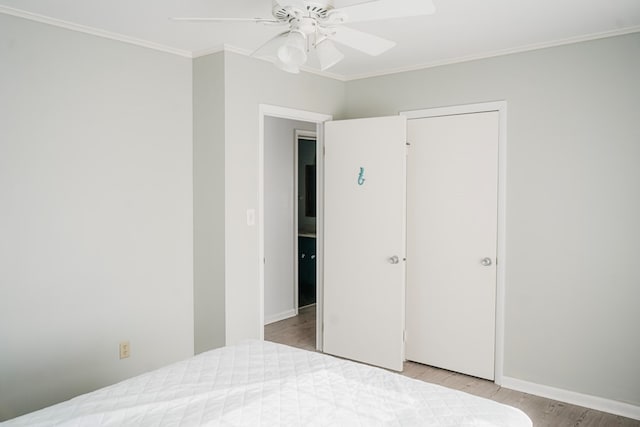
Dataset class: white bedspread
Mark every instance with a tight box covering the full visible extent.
[3,340,531,426]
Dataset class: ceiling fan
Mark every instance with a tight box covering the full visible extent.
[172,0,436,73]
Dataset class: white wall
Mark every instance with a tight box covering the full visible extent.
[223,52,346,344]
[0,15,194,420]
[264,117,315,324]
[193,52,226,353]
[345,33,640,407]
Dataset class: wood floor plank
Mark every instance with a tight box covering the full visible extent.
[265,309,640,427]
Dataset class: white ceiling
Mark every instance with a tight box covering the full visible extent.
[1,0,639,80]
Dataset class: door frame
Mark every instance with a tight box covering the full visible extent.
[400,101,507,385]
[258,104,332,351]
[293,129,317,313]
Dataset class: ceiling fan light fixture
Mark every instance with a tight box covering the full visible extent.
[275,57,301,74]
[174,0,436,74]
[277,30,307,67]
[316,39,344,71]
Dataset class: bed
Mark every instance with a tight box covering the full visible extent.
[3,340,532,426]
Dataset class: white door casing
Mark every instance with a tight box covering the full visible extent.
[259,104,332,351]
[405,110,500,380]
[323,116,406,372]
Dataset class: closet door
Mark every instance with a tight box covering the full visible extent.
[323,116,406,372]
[406,111,499,380]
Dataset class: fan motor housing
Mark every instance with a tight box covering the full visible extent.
[273,1,333,21]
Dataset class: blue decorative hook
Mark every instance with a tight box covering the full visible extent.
[358,167,366,186]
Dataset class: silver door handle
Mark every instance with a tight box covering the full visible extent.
[481,257,492,267]
[388,255,400,264]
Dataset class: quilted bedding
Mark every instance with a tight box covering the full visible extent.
[3,340,532,426]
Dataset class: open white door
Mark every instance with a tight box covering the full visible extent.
[323,116,406,371]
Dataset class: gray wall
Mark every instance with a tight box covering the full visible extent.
[223,52,346,344]
[345,33,640,406]
[0,15,194,420]
[193,52,226,353]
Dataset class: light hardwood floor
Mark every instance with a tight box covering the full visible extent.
[265,305,639,427]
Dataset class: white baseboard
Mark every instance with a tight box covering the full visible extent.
[501,376,640,421]
[264,309,297,326]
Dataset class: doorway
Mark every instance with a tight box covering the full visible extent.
[259,105,332,352]
[296,132,318,309]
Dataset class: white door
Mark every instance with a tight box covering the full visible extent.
[405,111,499,380]
[323,116,406,371]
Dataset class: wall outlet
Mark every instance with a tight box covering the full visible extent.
[119,341,130,359]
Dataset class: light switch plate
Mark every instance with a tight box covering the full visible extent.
[246,209,256,226]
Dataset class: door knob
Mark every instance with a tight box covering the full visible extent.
[388,255,400,264]
[481,257,492,267]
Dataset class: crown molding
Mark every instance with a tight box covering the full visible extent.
[344,25,640,81]
[0,5,194,58]
[191,45,226,58]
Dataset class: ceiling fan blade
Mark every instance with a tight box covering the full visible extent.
[332,0,435,23]
[328,26,395,56]
[171,17,280,24]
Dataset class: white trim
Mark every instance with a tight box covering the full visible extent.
[495,103,508,385]
[314,122,326,352]
[293,132,300,316]
[502,377,640,421]
[400,117,408,363]
[264,309,297,326]
[191,44,226,58]
[258,105,332,350]
[299,303,317,310]
[400,101,508,385]
[285,63,345,82]
[0,5,193,58]
[346,26,640,81]
[259,105,333,124]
